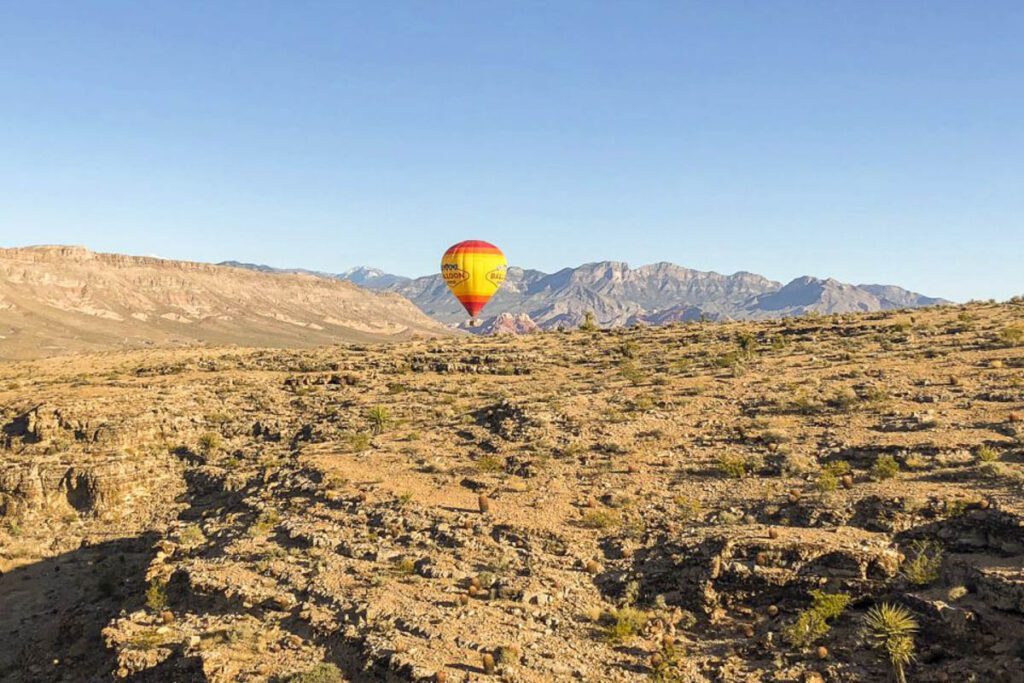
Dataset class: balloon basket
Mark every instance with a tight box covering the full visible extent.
[468,318,482,328]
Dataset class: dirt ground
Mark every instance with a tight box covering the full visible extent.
[2,300,1023,682]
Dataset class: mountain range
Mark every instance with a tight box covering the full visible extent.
[224,259,950,330]
[0,246,446,359]
[0,246,954,360]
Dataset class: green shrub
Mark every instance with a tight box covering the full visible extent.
[817,460,851,492]
[871,454,900,480]
[476,454,504,472]
[627,395,656,412]
[649,637,686,682]
[736,332,757,356]
[145,579,169,611]
[578,509,621,529]
[713,351,744,371]
[901,540,943,586]
[817,469,839,492]
[828,388,860,411]
[286,663,344,683]
[618,360,645,385]
[783,608,831,648]
[392,556,416,575]
[975,445,1001,463]
[810,590,852,620]
[579,311,598,332]
[250,509,281,536]
[127,628,167,651]
[715,453,752,479]
[861,385,890,403]
[599,607,648,644]
[177,524,206,549]
[997,326,1024,347]
[789,394,824,415]
[673,496,704,522]
[903,453,928,470]
[197,432,222,456]
[344,431,371,452]
[761,428,790,447]
[782,590,851,648]
[823,460,851,476]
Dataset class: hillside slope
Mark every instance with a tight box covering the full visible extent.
[0,246,447,359]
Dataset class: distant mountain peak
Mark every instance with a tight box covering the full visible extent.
[370,260,949,329]
[339,266,411,289]
[225,257,950,332]
[341,266,386,278]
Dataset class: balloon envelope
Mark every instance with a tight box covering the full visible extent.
[440,240,507,317]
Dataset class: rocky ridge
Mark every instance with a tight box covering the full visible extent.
[0,246,448,360]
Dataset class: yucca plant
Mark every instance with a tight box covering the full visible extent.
[864,603,918,683]
[366,405,392,435]
[579,311,598,331]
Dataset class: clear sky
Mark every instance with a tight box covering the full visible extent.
[1,2,1021,301]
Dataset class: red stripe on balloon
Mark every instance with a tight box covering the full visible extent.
[463,301,487,316]
[445,240,503,255]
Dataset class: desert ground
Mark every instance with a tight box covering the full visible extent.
[2,301,1023,682]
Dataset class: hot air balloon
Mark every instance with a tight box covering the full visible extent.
[441,240,507,326]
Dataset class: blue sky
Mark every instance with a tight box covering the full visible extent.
[1,2,1021,301]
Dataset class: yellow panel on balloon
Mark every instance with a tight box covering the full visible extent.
[440,240,507,317]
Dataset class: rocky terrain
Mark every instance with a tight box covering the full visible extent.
[0,246,448,360]
[2,300,1023,682]
[227,260,949,330]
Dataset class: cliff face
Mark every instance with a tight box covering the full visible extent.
[0,246,449,359]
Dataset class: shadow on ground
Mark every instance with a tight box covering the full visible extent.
[0,533,206,682]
